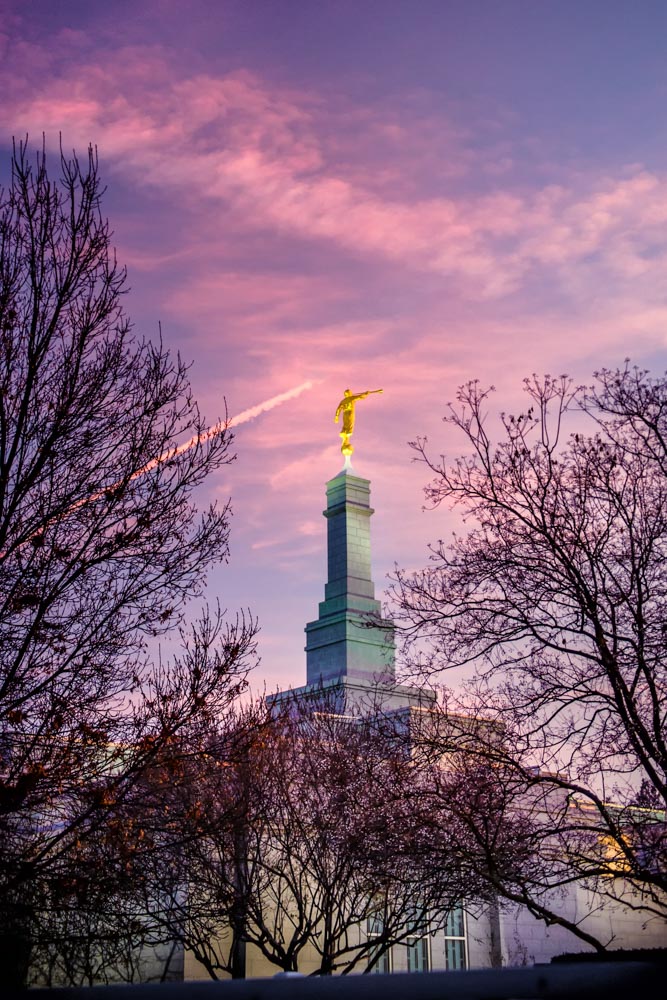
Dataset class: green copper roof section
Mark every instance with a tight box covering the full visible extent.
[305,468,396,686]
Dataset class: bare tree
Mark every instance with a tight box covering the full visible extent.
[0,139,257,985]
[391,368,667,948]
[178,694,477,978]
[132,699,272,982]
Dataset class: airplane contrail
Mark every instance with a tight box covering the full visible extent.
[0,380,315,559]
[135,380,314,478]
[228,381,314,428]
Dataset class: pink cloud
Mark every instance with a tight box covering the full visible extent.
[3,50,656,296]
[3,30,667,692]
[4,43,667,306]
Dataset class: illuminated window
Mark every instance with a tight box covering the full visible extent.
[444,905,467,970]
[407,933,430,972]
[406,910,430,973]
[367,913,391,974]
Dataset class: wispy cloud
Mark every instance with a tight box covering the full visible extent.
[3,21,667,690]
[4,42,667,303]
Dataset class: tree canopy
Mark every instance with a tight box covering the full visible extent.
[392,367,667,944]
[0,139,257,985]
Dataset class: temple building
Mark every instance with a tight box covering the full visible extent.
[186,430,667,979]
[278,463,432,713]
[39,397,661,986]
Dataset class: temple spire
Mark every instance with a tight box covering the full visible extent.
[305,468,395,686]
[272,387,432,714]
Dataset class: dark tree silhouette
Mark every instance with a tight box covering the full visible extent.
[0,139,257,986]
[392,368,667,946]
[176,694,478,978]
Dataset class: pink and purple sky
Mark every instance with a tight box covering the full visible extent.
[2,0,667,690]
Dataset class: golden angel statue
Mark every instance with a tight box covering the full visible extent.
[334,388,383,457]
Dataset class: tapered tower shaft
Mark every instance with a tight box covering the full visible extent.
[305,469,395,685]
